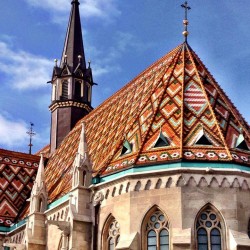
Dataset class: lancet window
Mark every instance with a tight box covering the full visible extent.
[102,216,120,250]
[142,208,169,250]
[196,205,224,250]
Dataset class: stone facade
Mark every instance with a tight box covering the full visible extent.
[1,166,250,249]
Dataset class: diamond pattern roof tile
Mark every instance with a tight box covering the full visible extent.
[0,149,40,226]
[45,42,250,202]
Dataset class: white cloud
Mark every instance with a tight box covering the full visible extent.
[0,41,52,90]
[87,31,152,78]
[25,0,120,22]
[0,114,28,148]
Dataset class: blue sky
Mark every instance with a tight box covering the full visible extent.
[1,0,250,153]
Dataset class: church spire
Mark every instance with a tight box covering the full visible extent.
[61,0,86,70]
[49,0,94,154]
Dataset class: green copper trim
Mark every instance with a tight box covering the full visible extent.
[0,218,27,233]
[93,162,250,184]
[0,194,70,233]
[47,193,70,210]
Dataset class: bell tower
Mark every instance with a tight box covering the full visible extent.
[49,0,94,153]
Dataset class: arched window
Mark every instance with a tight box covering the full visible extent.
[196,204,224,250]
[142,207,170,250]
[102,216,120,250]
[82,170,86,186]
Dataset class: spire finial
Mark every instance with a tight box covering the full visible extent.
[26,122,36,154]
[181,1,191,41]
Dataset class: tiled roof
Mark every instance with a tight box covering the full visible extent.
[45,42,250,202]
[0,149,40,227]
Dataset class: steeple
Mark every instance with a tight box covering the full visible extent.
[61,0,86,70]
[49,0,94,154]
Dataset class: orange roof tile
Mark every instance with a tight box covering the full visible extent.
[45,42,250,202]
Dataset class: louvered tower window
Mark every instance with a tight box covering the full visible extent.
[61,81,68,100]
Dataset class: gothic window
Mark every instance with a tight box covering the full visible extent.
[82,170,86,186]
[142,208,170,250]
[61,81,68,100]
[102,216,120,250]
[196,205,224,250]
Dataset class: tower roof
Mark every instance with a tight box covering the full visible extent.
[45,42,250,202]
[60,0,86,70]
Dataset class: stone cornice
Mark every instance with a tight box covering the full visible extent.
[49,101,93,112]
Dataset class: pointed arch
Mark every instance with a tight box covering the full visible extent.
[102,214,120,250]
[195,203,226,250]
[141,205,170,250]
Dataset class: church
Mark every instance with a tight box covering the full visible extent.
[0,0,250,249]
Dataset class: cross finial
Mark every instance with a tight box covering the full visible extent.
[181,1,191,41]
[26,122,36,154]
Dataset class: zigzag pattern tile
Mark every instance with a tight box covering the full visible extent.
[0,150,39,227]
[182,48,228,155]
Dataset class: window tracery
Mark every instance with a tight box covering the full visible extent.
[196,206,224,250]
[143,209,169,250]
[103,217,120,250]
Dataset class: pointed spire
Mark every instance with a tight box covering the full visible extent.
[78,121,88,155]
[29,153,47,214]
[61,0,86,70]
[33,153,46,195]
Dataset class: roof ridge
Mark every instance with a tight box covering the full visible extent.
[185,43,232,160]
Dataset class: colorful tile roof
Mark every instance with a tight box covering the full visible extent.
[45,42,250,202]
[0,149,40,227]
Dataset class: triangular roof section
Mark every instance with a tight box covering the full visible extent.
[44,42,250,202]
